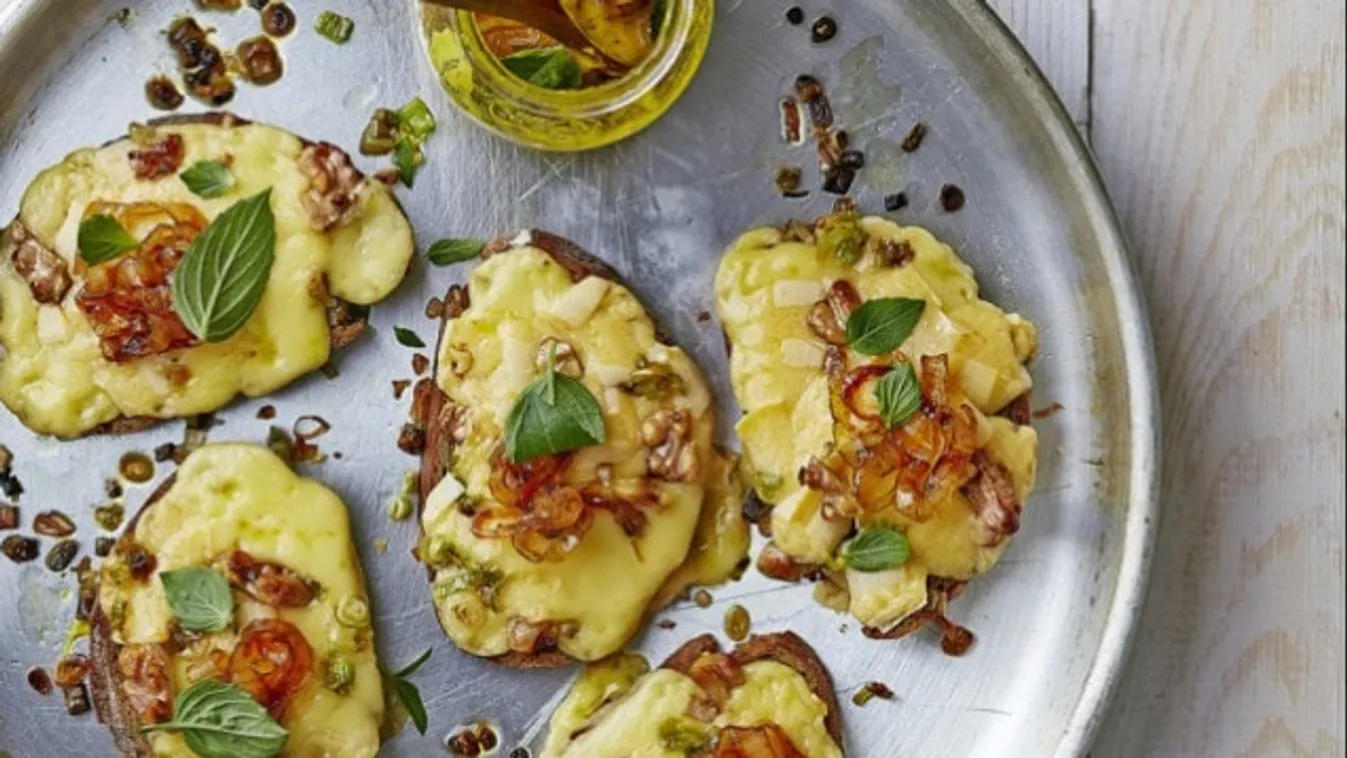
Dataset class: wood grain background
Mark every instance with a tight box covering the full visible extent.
[986,0,1347,755]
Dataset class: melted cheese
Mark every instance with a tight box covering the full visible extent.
[0,122,414,438]
[715,219,1040,630]
[423,247,744,661]
[97,445,383,758]
[541,659,842,758]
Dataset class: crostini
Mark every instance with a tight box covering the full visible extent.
[0,115,414,438]
[414,231,748,666]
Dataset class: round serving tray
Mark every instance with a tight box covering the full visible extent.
[0,1,1157,756]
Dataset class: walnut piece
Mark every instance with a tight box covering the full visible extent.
[535,337,584,379]
[298,142,365,232]
[962,451,1022,547]
[8,223,71,305]
[641,409,699,482]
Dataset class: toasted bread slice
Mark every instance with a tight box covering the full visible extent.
[539,631,845,757]
[0,113,414,438]
[87,444,384,758]
[714,212,1040,646]
[415,230,748,668]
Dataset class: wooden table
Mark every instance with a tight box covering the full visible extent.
[986,1,1347,755]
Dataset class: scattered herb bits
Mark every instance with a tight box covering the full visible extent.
[315,10,355,44]
[119,452,155,483]
[940,183,966,212]
[394,327,426,349]
[33,511,76,538]
[46,539,80,573]
[3,534,39,563]
[387,649,433,735]
[901,122,928,152]
[427,238,486,266]
[261,3,296,37]
[724,604,751,641]
[811,15,838,43]
[852,680,895,706]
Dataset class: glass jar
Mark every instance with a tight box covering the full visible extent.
[419,0,714,152]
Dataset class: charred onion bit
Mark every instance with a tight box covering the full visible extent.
[715,724,808,758]
[76,202,206,362]
[804,350,984,522]
[223,550,317,607]
[298,143,365,232]
[8,222,72,305]
[806,281,861,346]
[120,542,159,582]
[477,448,665,562]
[962,451,1022,546]
[227,618,314,718]
[755,542,819,583]
[506,617,561,655]
[129,133,186,180]
[117,644,173,724]
[641,410,699,482]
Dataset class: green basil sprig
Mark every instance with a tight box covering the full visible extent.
[172,190,277,343]
[875,362,923,428]
[78,214,140,265]
[160,567,234,633]
[504,347,606,463]
[846,297,925,355]
[142,680,287,758]
[500,47,584,90]
[180,161,235,199]
[387,649,432,735]
[843,526,912,572]
[426,238,485,266]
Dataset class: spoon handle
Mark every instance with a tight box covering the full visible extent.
[420,0,594,54]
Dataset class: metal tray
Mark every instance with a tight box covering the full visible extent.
[0,1,1158,756]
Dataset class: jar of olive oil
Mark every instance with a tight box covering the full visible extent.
[420,0,713,152]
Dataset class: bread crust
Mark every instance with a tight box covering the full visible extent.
[1,112,400,439]
[416,230,684,669]
[658,631,846,751]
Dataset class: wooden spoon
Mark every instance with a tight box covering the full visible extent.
[420,0,601,60]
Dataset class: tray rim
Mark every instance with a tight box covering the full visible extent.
[952,0,1161,754]
[0,0,1162,755]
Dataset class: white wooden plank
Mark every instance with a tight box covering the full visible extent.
[985,0,1093,134]
[1086,0,1346,755]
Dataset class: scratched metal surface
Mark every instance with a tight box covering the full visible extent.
[0,1,1157,756]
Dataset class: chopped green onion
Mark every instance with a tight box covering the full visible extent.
[392,138,423,188]
[315,11,355,44]
[398,98,437,141]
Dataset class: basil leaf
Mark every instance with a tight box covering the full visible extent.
[843,526,911,572]
[875,363,922,428]
[142,680,287,758]
[78,214,140,265]
[394,327,425,348]
[172,190,277,343]
[393,648,433,679]
[650,0,669,38]
[504,371,606,463]
[846,298,925,355]
[500,47,584,90]
[395,678,428,735]
[180,160,235,199]
[426,238,485,266]
[160,567,234,633]
[392,138,422,188]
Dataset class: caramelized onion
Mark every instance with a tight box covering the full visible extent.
[228,618,313,718]
[116,644,173,724]
[715,724,808,758]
